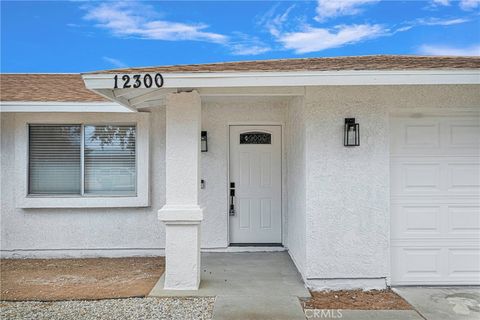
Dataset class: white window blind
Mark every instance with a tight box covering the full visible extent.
[28,125,81,194]
[84,125,136,195]
[28,124,136,196]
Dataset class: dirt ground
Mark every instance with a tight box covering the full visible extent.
[0,257,165,301]
[302,289,412,310]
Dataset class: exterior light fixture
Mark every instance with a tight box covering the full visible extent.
[344,118,360,147]
[201,131,208,152]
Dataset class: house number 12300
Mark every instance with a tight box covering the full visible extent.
[113,73,164,89]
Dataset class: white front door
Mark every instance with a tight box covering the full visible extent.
[229,125,282,244]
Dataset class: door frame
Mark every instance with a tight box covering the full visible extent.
[227,122,285,246]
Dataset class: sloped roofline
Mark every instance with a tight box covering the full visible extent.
[83,55,480,74]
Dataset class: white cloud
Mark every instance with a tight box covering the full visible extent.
[259,4,297,37]
[315,0,380,22]
[229,44,270,56]
[431,0,450,6]
[396,25,414,32]
[278,24,387,54]
[394,17,470,34]
[84,1,271,56]
[418,44,480,55]
[459,0,480,10]
[228,33,270,56]
[102,56,127,68]
[83,2,227,43]
[430,0,480,10]
[397,17,470,32]
[259,4,387,53]
[417,17,470,25]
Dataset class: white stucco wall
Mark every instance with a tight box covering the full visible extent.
[0,97,290,257]
[285,97,307,276]
[200,96,288,248]
[0,109,167,258]
[303,84,480,290]
[1,83,478,286]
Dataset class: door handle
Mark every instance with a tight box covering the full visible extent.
[229,182,235,216]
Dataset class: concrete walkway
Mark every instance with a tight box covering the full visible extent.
[395,286,480,320]
[149,252,310,319]
[325,310,423,319]
[152,253,478,320]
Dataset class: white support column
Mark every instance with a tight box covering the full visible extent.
[158,91,203,290]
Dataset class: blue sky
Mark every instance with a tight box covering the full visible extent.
[1,0,479,72]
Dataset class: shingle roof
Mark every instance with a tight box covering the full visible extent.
[87,55,480,74]
[0,74,108,102]
[1,56,479,102]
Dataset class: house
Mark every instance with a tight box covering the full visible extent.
[1,56,479,291]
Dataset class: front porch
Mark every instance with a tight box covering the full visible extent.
[150,251,310,320]
[149,252,310,298]
[81,76,304,291]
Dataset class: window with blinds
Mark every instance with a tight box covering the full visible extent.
[29,125,81,194]
[84,125,136,195]
[28,124,136,196]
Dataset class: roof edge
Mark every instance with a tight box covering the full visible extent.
[83,55,480,75]
[83,69,480,92]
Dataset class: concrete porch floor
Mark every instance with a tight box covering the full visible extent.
[149,252,310,298]
[149,252,310,320]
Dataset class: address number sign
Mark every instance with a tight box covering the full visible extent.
[113,73,164,89]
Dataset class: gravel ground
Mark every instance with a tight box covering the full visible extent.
[0,297,215,320]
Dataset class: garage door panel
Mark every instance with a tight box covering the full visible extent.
[392,246,480,285]
[392,158,480,196]
[391,120,441,153]
[447,121,480,148]
[448,206,480,235]
[391,247,443,283]
[390,113,480,285]
[391,160,442,195]
[448,249,480,278]
[404,123,440,147]
[391,205,441,238]
[391,117,480,156]
[447,163,480,192]
[392,204,480,239]
[402,163,441,192]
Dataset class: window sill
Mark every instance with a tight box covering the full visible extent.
[17,195,149,208]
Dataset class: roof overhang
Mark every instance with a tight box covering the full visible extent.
[0,101,132,113]
[82,70,480,111]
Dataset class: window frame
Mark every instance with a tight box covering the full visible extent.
[15,113,150,208]
[27,123,138,198]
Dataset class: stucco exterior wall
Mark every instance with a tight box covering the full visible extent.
[0,97,290,257]
[1,83,478,282]
[303,84,480,290]
[0,109,167,258]
[200,96,288,248]
[285,97,307,275]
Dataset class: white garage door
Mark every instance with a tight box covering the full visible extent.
[390,112,480,285]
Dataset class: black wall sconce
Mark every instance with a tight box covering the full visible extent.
[344,118,360,147]
[201,131,208,152]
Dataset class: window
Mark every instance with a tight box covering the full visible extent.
[28,124,136,196]
[239,132,272,144]
[29,125,81,194]
[84,125,136,195]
